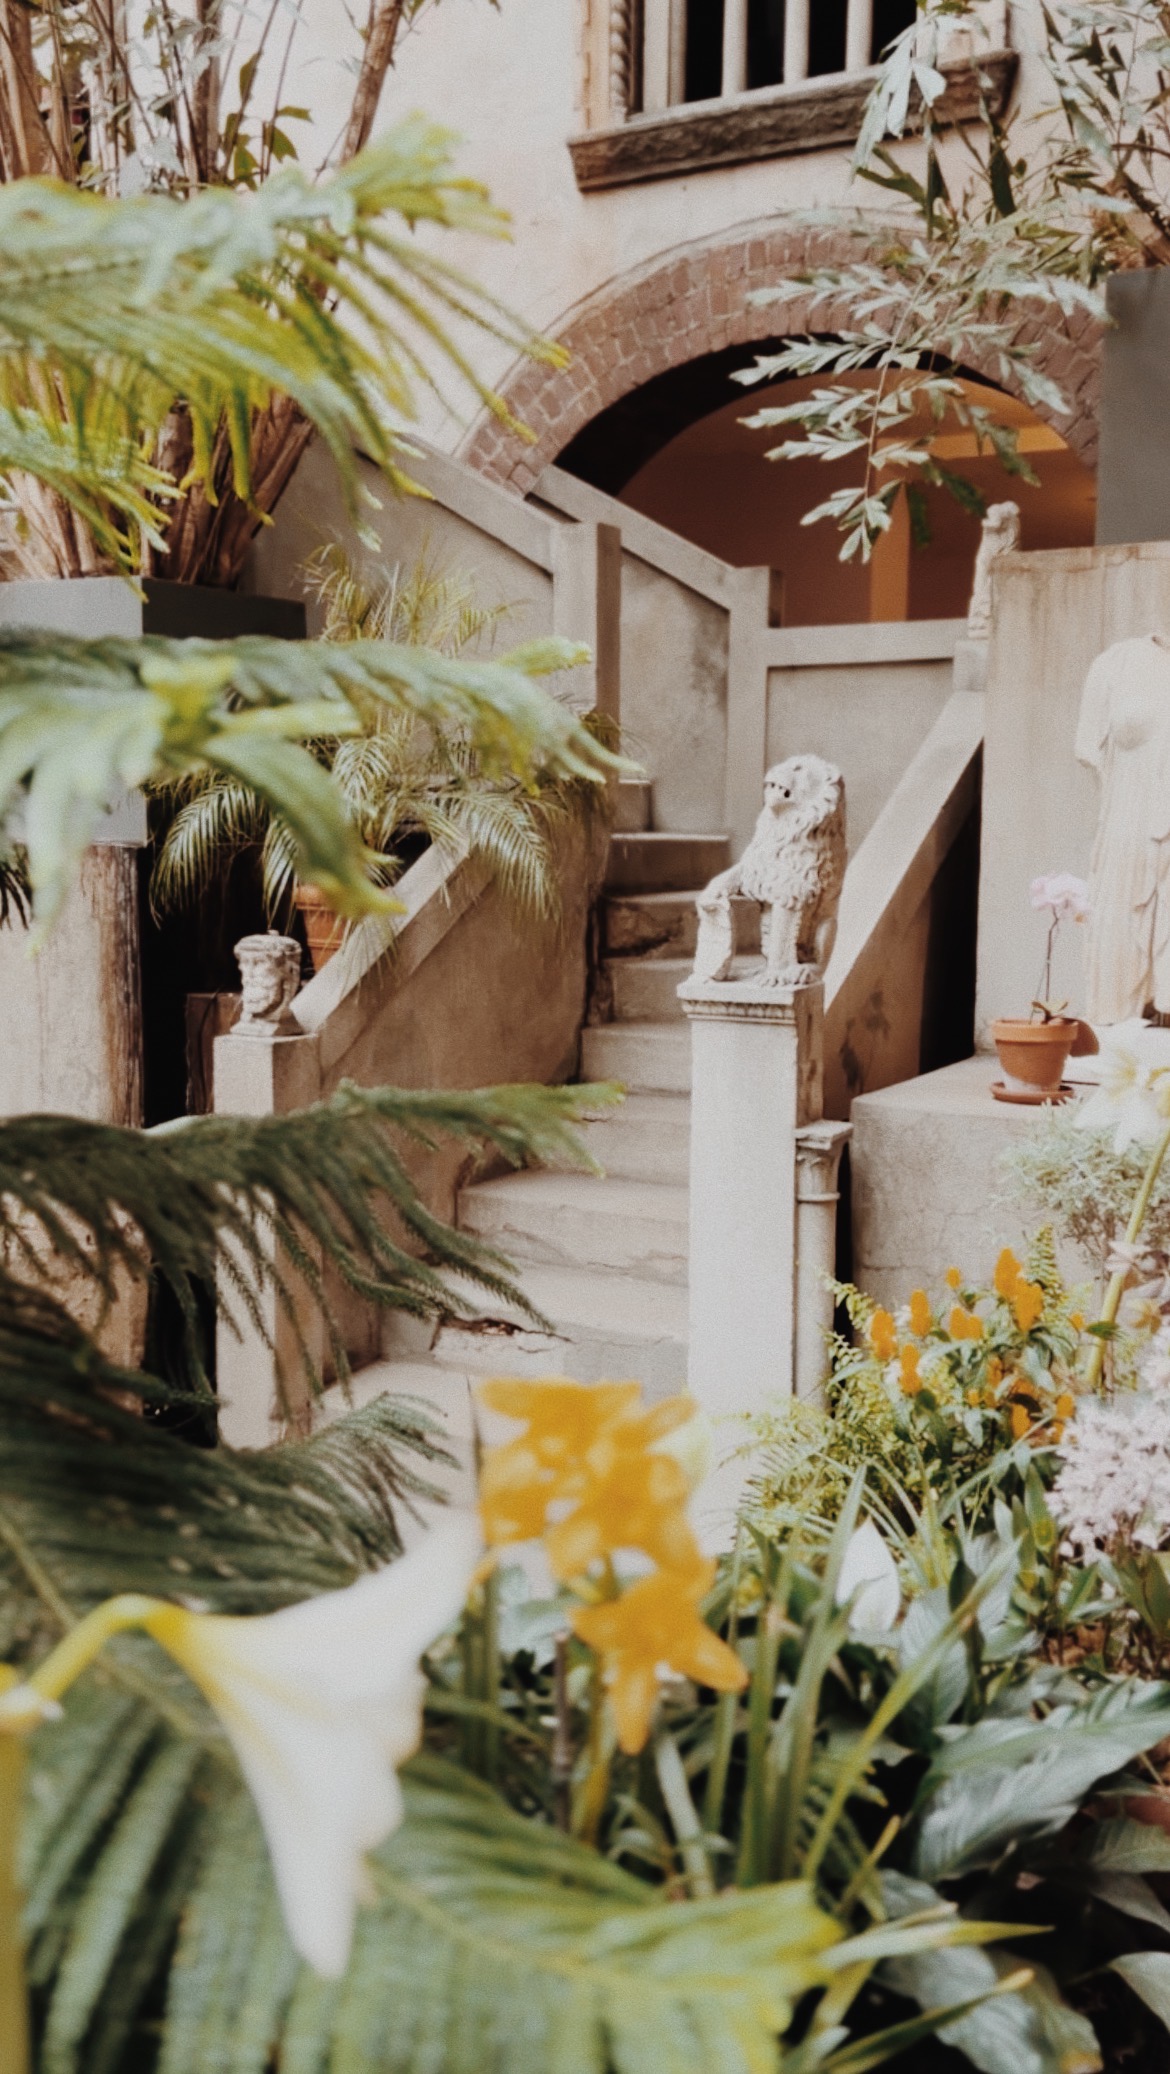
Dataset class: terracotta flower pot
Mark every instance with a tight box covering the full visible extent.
[295,885,345,972]
[990,1016,1078,1102]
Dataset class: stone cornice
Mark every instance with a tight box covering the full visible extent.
[569,51,1017,192]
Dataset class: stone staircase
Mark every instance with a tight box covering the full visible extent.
[377,784,732,1401]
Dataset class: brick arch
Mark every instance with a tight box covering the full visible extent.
[460,218,1103,495]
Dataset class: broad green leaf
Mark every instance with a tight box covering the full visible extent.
[1110,1952,1170,2035]
[879,1873,1101,2074]
[914,1684,1170,1879]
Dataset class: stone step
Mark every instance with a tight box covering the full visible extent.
[613,778,653,833]
[581,1020,692,1093]
[577,1091,690,1184]
[606,953,762,1023]
[603,890,762,961]
[607,956,691,1023]
[606,832,731,895]
[604,890,701,959]
[458,1170,689,1284]
[431,1263,689,1398]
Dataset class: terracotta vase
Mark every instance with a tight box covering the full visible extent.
[990,1016,1078,1102]
[295,885,344,972]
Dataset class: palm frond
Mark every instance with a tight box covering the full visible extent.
[0,123,564,566]
[0,627,619,927]
[302,540,516,656]
[0,1081,616,1416]
[20,1720,996,2074]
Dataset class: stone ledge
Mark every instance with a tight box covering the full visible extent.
[569,52,1017,192]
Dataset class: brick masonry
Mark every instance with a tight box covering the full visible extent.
[459,218,1103,494]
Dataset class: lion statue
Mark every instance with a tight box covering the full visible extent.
[692,755,846,988]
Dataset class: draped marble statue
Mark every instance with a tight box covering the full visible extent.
[1076,634,1170,1023]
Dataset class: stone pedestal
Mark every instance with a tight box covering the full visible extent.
[679,974,831,1539]
[213,1024,323,1448]
[851,1054,1094,1307]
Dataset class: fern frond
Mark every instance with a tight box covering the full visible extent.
[0,626,621,927]
[0,1081,616,1413]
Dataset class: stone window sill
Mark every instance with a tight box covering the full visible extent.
[568,51,1016,193]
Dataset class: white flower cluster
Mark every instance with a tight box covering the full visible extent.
[1050,1395,1170,1559]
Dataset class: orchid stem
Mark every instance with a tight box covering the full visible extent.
[0,1733,28,2074]
[1086,1122,1170,1389]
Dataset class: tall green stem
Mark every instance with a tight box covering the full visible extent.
[1086,1122,1170,1388]
[0,1736,29,2074]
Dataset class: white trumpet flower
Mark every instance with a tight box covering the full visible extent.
[0,1518,481,1977]
[146,1512,481,1978]
[835,1521,901,1636]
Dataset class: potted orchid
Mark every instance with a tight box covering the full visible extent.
[991,870,1091,1103]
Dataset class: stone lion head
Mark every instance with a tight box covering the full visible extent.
[761,755,844,840]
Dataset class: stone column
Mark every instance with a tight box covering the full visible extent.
[678,974,824,1540]
[213,1017,323,1449]
[795,1119,852,1401]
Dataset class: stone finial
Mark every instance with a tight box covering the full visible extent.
[691,755,847,988]
[233,932,303,1036]
[967,500,1020,641]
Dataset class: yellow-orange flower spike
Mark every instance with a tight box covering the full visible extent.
[1055,1392,1076,1422]
[1071,1312,1085,1332]
[994,1249,1023,1301]
[899,1345,923,1396]
[908,1289,932,1338]
[946,1266,963,1291]
[1013,1282,1044,1335]
[868,1308,897,1362]
[1010,1402,1032,1441]
[949,1307,985,1342]
[571,1561,747,1755]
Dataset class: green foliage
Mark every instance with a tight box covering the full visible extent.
[150,548,581,928]
[1001,1108,1170,1277]
[0,124,562,573]
[0,1081,616,1417]
[0,625,619,928]
[736,0,1159,558]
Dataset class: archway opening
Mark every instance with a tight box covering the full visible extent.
[557,358,1095,626]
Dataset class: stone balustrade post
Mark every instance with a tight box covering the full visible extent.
[795,1119,852,1401]
[213,1010,323,1450]
[678,975,849,1540]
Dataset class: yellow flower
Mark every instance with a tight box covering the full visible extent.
[571,1561,747,1755]
[1055,1391,1076,1421]
[967,1387,982,1407]
[478,1379,685,1544]
[949,1307,984,1343]
[477,1378,700,1575]
[994,1248,1023,1301]
[946,1266,963,1291]
[908,1289,932,1337]
[1013,1282,1045,1334]
[898,1345,923,1396]
[868,1308,897,1362]
[1010,1403,1032,1440]
[545,1449,699,1581]
[1071,1311,1085,1332]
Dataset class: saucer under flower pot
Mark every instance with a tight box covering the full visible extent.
[990,1016,1079,1102]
